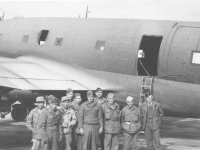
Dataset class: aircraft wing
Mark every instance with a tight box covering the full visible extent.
[0,56,119,91]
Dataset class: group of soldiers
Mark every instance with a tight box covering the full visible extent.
[26,87,164,150]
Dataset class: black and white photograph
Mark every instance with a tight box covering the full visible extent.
[0,0,200,150]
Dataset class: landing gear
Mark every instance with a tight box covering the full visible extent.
[11,107,27,121]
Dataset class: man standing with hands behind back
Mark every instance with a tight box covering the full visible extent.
[78,90,103,150]
[140,91,164,150]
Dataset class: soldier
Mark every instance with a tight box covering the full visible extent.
[122,96,141,150]
[38,95,63,150]
[78,90,103,150]
[71,93,83,150]
[140,91,164,150]
[66,88,74,100]
[94,87,106,105]
[94,87,106,150]
[26,96,45,150]
[60,96,77,150]
[102,93,121,150]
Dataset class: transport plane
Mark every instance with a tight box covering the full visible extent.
[0,16,200,121]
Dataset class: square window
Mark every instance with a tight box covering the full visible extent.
[192,52,200,64]
[55,38,63,46]
[22,35,29,43]
[95,40,105,51]
[0,34,2,41]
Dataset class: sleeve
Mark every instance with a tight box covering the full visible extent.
[58,113,63,135]
[78,104,84,128]
[121,109,125,123]
[98,105,103,128]
[158,104,164,118]
[71,110,77,125]
[38,111,48,139]
[26,110,33,130]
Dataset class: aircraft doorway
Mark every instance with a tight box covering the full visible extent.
[137,35,163,76]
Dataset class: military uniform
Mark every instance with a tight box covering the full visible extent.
[78,99,103,150]
[71,100,82,150]
[122,105,140,150]
[94,96,106,150]
[102,102,121,150]
[27,107,44,150]
[140,101,164,150]
[94,97,107,105]
[38,106,63,150]
[60,106,77,150]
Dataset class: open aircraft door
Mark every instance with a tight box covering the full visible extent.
[167,26,200,83]
[194,38,200,83]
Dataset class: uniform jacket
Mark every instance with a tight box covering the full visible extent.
[78,100,103,128]
[94,97,107,105]
[60,107,77,134]
[70,101,81,133]
[121,105,140,134]
[140,101,164,130]
[102,102,121,134]
[26,107,44,139]
[38,106,63,139]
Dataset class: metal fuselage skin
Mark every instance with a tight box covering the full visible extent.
[0,18,200,117]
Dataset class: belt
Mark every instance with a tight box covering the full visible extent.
[84,122,99,125]
[46,128,59,132]
[125,121,137,124]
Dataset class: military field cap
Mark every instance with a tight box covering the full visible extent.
[36,96,45,103]
[95,87,103,92]
[145,91,152,98]
[74,93,81,98]
[87,90,94,97]
[66,88,73,94]
[61,96,71,103]
[126,96,134,102]
[48,95,59,104]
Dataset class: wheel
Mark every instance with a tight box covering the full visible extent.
[11,108,27,121]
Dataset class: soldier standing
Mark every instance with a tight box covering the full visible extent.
[27,96,46,150]
[38,95,63,150]
[78,90,103,150]
[60,96,77,150]
[140,91,164,150]
[122,96,141,150]
[71,93,83,150]
[102,93,121,150]
[94,87,106,150]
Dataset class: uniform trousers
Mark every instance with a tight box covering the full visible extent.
[31,139,41,150]
[123,131,138,150]
[145,123,161,150]
[62,134,72,150]
[72,133,83,150]
[100,132,105,150]
[104,133,119,150]
[41,130,60,150]
[82,124,100,150]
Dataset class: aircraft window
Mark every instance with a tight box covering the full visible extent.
[38,30,49,45]
[22,35,29,43]
[191,52,200,65]
[95,40,105,51]
[55,38,63,46]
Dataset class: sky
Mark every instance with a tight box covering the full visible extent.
[0,0,200,21]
